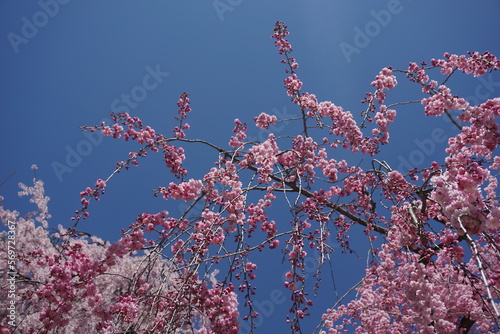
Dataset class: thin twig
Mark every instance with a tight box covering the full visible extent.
[0,170,16,189]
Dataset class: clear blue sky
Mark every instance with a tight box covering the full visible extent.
[2,1,500,332]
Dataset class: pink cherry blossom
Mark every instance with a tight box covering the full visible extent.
[2,22,500,334]
[254,112,278,130]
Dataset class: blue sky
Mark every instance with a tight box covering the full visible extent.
[2,1,500,332]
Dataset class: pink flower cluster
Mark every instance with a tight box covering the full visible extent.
[176,92,191,120]
[383,170,415,202]
[229,118,247,147]
[202,162,246,233]
[272,24,397,156]
[0,179,241,333]
[408,62,430,83]
[432,51,500,77]
[320,202,495,333]
[271,21,292,55]
[161,178,203,201]
[109,295,139,323]
[73,178,107,220]
[452,97,500,158]
[406,62,438,94]
[88,93,192,178]
[370,67,398,104]
[241,134,279,183]
[320,49,500,332]
[245,191,278,242]
[173,92,191,138]
[421,85,469,116]
[431,155,500,234]
[254,112,277,130]
[371,105,396,144]
[316,101,364,147]
[429,97,500,234]
[195,281,240,333]
[284,73,303,97]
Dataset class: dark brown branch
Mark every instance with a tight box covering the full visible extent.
[163,138,390,235]
[226,152,389,235]
[458,315,475,333]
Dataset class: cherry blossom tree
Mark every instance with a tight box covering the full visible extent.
[2,21,500,333]
[1,172,239,334]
